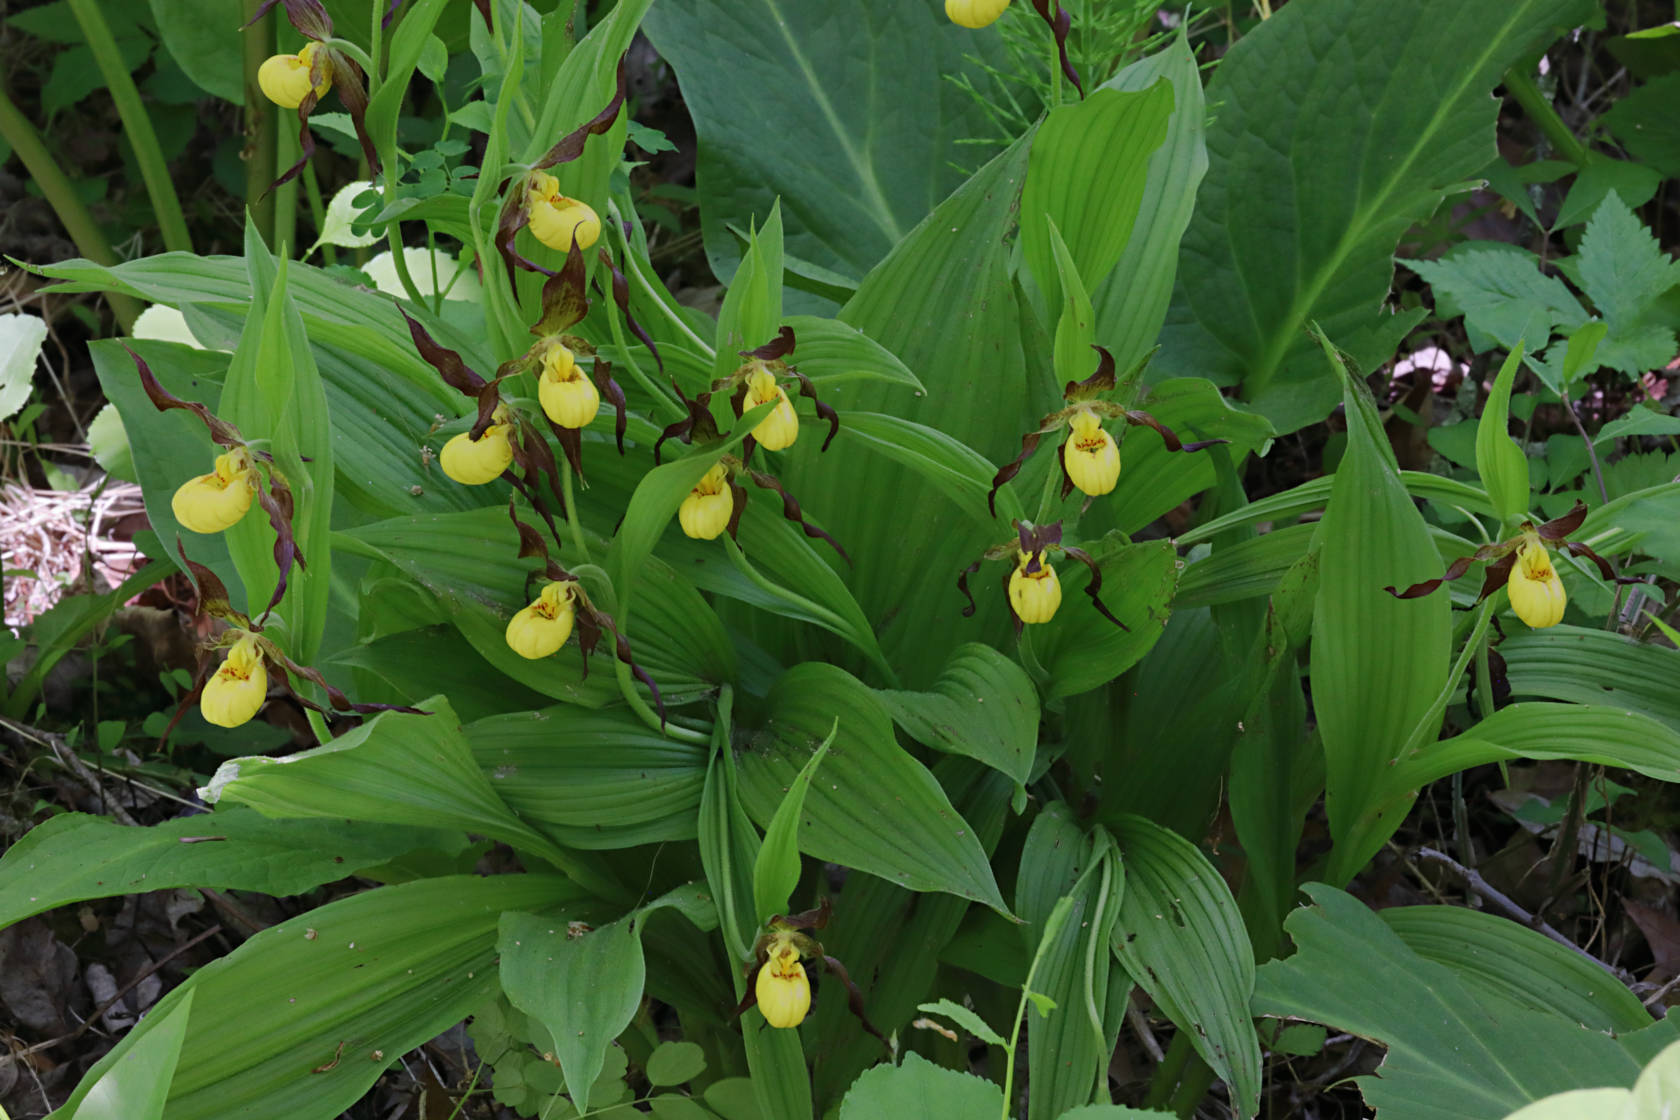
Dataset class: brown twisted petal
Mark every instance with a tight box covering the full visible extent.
[1537,500,1589,541]
[1063,545,1127,631]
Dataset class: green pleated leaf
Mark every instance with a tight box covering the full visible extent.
[1091,34,1208,378]
[69,989,194,1120]
[202,696,618,897]
[778,316,922,391]
[499,910,645,1114]
[1254,883,1640,1119]
[736,663,1009,914]
[1309,336,1451,884]
[1045,219,1098,387]
[832,411,1025,527]
[340,508,730,707]
[740,1008,812,1120]
[1158,0,1596,432]
[49,874,587,1120]
[1016,808,1127,1120]
[1389,703,1680,795]
[1476,345,1531,529]
[1021,80,1174,325]
[878,642,1039,788]
[778,133,1038,687]
[642,0,1001,283]
[713,204,784,383]
[698,694,762,966]
[1501,626,1680,732]
[1175,523,1316,610]
[1056,1108,1176,1120]
[753,722,833,923]
[0,809,461,930]
[1109,814,1260,1117]
[219,225,335,663]
[1031,538,1179,701]
[1380,905,1649,1034]
[837,1052,1001,1120]
[467,706,707,850]
[1178,470,1494,548]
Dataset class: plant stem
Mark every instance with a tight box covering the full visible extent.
[602,267,684,421]
[610,229,716,356]
[243,0,277,242]
[1145,1032,1193,1109]
[1503,65,1589,166]
[275,120,300,255]
[67,0,193,254]
[560,457,592,562]
[0,87,140,330]
[1000,896,1073,1120]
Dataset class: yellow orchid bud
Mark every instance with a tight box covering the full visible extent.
[1063,409,1120,496]
[946,0,1011,28]
[537,342,601,429]
[1008,551,1062,624]
[679,463,734,540]
[440,408,515,486]
[258,41,331,110]
[201,633,267,728]
[172,447,257,534]
[526,173,601,252]
[506,581,577,659]
[756,939,811,1029]
[1508,536,1566,629]
[745,365,799,451]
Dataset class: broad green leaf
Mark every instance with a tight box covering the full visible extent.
[1016,808,1126,1120]
[1309,338,1450,884]
[466,706,707,850]
[645,1041,707,1087]
[836,1052,1001,1120]
[740,1007,811,1120]
[713,204,784,383]
[1575,192,1680,376]
[1056,1109,1176,1119]
[1021,81,1174,327]
[202,696,624,900]
[0,810,461,929]
[752,722,834,922]
[1045,218,1097,387]
[145,0,240,100]
[1602,71,1680,178]
[698,691,761,966]
[1178,470,1495,547]
[778,132,1038,687]
[1380,906,1649,1034]
[778,315,922,392]
[1387,703,1680,797]
[1031,538,1179,701]
[642,0,1002,284]
[1552,154,1662,231]
[833,411,1024,527]
[1254,884,1640,1119]
[1092,34,1208,377]
[364,0,450,165]
[1402,247,1583,354]
[736,663,1009,914]
[1158,0,1596,432]
[915,998,1004,1048]
[1501,626,1680,732]
[1109,814,1260,1117]
[499,911,644,1113]
[1175,524,1315,610]
[70,990,194,1120]
[1475,345,1531,528]
[0,312,47,422]
[1501,1090,1632,1120]
[878,642,1040,788]
[49,874,586,1120]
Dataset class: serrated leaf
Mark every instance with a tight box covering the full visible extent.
[1403,247,1583,354]
[837,1052,1001,1120]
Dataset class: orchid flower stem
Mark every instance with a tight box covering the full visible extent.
[67,0,192,254]
[1000,896,1073,1120]
[1033,453,1062,525]
[0,87,139,330]
[609,215,717,356]
[613,657,707,745]
[326,37,378,77]
[560,457,592,563]
[604,283,684,421]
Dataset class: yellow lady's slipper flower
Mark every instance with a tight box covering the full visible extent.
[1507,535,1566,629]
[257,41,331,109]
[1008,550,1062,624]
[526,172,601,252]
[744,363,799,451]
[755,936,812,1029]
[201,633,267,728]
[679,463,734,540]
[172,447,257,534]
[440,407,515,486]
[506,581,577,659]
[946,0,1011,28]
[537,341,600,429]
[1062,409,1120,496]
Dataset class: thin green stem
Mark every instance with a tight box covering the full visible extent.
[0,86,139,330]
[326,37,379,77]
[610,225,716,356]
[242,0,277,242]
[67,0,192,253]
[1032,453,1063,525]
[1145,1033,1193,1109]
[1503,65,1589,166]
[275,120,300,255]
[560,457,592,563]
[1000,896,1073,1120]
[613,657,707,745]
